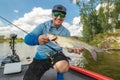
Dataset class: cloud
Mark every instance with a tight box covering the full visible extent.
[0,20,6,27]
[14,10,19,13]
[63,16,82,36]
[0,7,82,38]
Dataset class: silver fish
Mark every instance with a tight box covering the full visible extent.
[48,34,104,61]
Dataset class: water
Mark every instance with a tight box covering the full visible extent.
[0,42,36,65]
[1,42,119,79]
[0,42,85,67]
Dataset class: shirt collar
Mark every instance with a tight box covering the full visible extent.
[51,22,63,30]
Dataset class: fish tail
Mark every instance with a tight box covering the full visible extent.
[89,49,98,61]
[93,47,104,53]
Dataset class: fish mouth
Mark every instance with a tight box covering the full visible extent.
[50,36,57,41]
[48,35,58,44]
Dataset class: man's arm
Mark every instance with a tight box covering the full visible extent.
[24,24,45,46]
[24,33,39,45]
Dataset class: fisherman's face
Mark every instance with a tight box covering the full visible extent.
[52,11,66,27]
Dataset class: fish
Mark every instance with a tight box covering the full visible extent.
[48,33,104,61]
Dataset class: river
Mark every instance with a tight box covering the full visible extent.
[0,42,85,67]
[0,42,120,79]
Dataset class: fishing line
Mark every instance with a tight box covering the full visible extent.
[0,16,28,34]
[0,16,65,54]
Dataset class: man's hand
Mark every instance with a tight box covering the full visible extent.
[67,48,85,54]
[38,35,49,45]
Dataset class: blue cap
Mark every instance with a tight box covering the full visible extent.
[52,4,66,14]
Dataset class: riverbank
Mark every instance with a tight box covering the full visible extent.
[0,38,23,43]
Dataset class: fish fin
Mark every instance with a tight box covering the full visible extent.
[89,49,98,61]
[93,46,104,53]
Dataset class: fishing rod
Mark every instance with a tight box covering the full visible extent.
[0,16,27,65]
[0,16,28,34]
[0,16,70,54]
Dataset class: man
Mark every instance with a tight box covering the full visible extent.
[23,4,83,80]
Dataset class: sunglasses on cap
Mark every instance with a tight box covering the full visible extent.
[53,12,66,18]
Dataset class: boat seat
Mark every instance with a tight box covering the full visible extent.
[3,62,21,74]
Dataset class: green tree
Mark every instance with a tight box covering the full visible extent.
[98,0,120,32]
[77,0,100,42]
[71,0,119,41]
[114,0,120,29]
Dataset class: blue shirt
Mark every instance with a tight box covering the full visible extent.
[24,20,70,60]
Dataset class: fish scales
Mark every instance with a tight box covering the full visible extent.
[48,34,103,61]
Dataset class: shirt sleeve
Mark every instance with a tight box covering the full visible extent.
[24,24,44,46]
[24,33,39,45]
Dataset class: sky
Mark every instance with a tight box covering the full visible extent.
[0,0,83,38]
